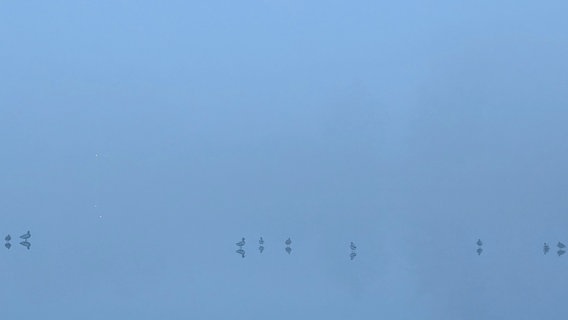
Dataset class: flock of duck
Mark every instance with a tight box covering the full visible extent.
[235,237,357,260]
[475,239,566,256]
[4,231,31,250]
[235,237,296,258]
[235,238,568,259]
[3,233,566,258]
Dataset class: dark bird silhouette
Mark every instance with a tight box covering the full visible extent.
[544,243,550,254]
[259,237,264,245]
[19,241,31,250]
[350,252,357,260]
[4,243,11,249]
[557,242,566,249]
[259,245,264,253]
[285,246,292,254]
[236,237,245,247]
[235,248,245,258]
[350,242,357,251]
[557,249,566,256]
[20,231,31,240]
[477,239,483,246]
[285,238,292,246]
[4,235,11,242]
[476,248,483,255]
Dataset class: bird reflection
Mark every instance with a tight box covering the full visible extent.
[476,248,483,255]
[20,241,31,250]
[285,246,292,255]
[235,248,245,258]
[350,252,357,260]
[557,250,566,256]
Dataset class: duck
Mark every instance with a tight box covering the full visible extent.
[259,237,264,245]
[285,237,292,246]
[20,231,31,240]
[476,239,483,246]
[236,237,245,247]
[350,252,357,260]
[4,235,11,242]
[350,242,357,251]
[544,243,550,254]
[20,241,31,250]
[557,242,566,249]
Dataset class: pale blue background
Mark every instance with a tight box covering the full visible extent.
[1,0,568,319]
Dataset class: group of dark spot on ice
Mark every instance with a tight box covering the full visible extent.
[235,237,357,260]
[476,239,566,257]
[544,241,566,256]
[234,238,568,259]
[235,237,294,258]
[4,231,32,250]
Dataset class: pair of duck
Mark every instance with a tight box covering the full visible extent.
[235,237,268,246]
[4,231,31,250]
[544,242,565,256]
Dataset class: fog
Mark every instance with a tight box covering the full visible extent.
[1,0,567,319]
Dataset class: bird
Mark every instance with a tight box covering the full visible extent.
[350,252,357,260]
[477,239,483,246]
[285,246,292,254]
[4,243,11,249]
[4,235,11,242]
[259,245,264,253]
[19,241,31,250]
[259,237,264,245]
[20,231,31,240]
[476,248,483,255]
[236,237,245,247]
[557,250,566,257]
[557,242,566,249]
[544,243,550,254]
[285,238,292,246]
[350,242,357,251]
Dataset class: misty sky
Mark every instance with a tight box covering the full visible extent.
[1,1,567,319]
